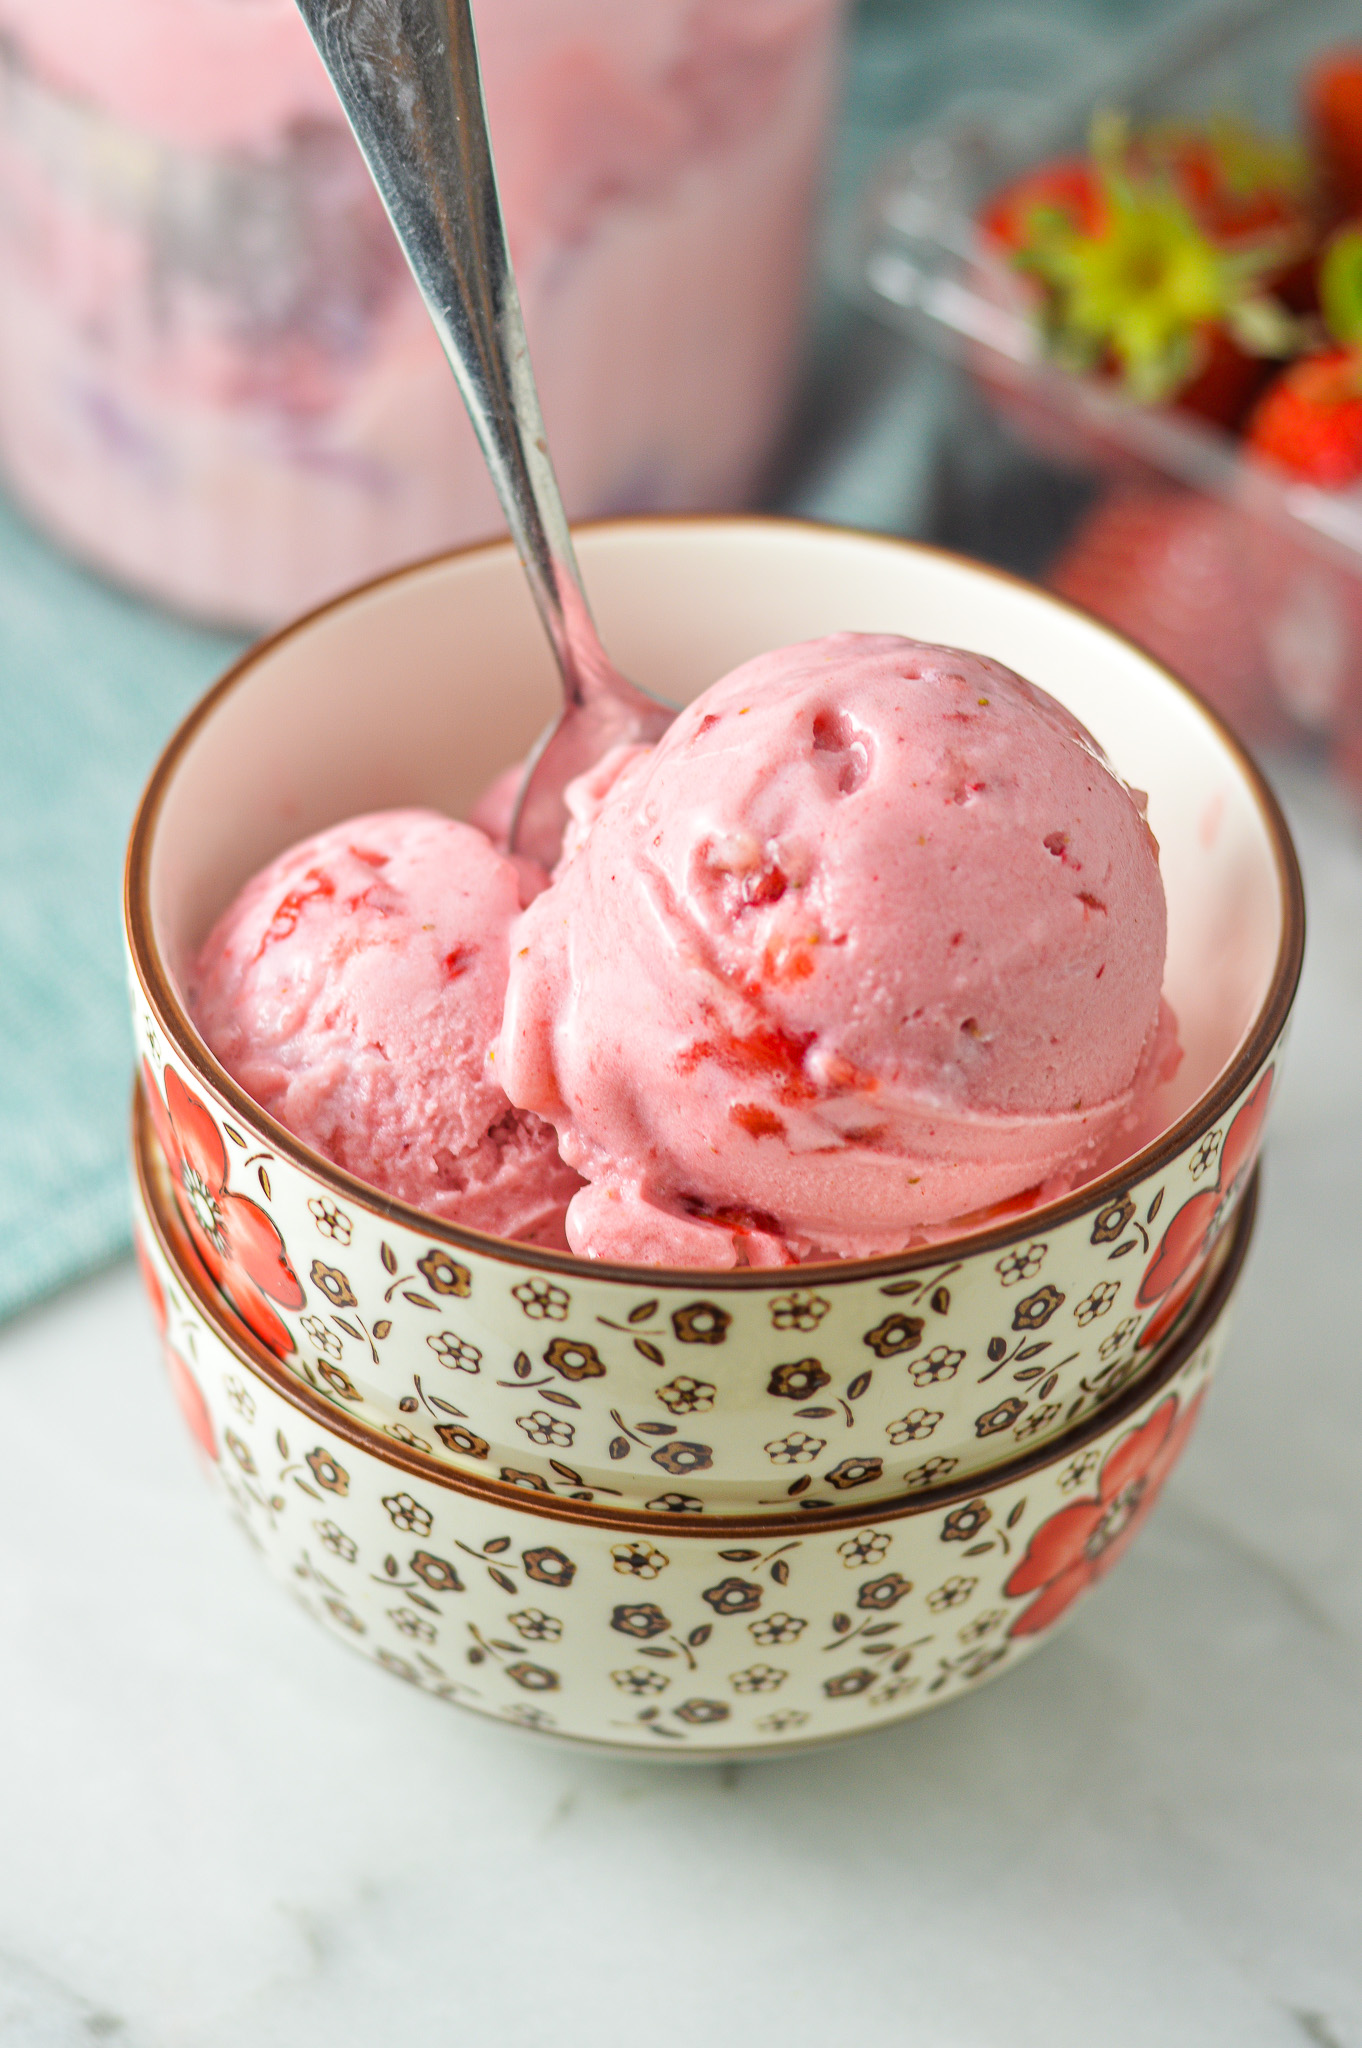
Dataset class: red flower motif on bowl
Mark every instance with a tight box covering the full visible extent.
[143,1060,304,1356]
[1003,1387,1206,1637]
[1135,1069,1273,1349]
[163,1344,217,1462]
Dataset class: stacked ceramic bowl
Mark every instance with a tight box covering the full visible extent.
[125,518,1303,1757]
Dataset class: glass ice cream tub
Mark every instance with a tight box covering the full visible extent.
[0,0,843,626]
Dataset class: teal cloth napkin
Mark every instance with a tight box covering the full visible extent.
[0,494,243,1320]
[0,0,1188,1326]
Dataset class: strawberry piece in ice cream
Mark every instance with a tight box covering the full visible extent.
[189,810,580,1244]
[499,634,1179,1267]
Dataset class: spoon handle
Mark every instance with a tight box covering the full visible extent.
[295,0,607,706]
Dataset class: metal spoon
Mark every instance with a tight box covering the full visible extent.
[295,0,675,866]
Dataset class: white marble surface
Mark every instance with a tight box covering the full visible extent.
[1,761,1360,2048]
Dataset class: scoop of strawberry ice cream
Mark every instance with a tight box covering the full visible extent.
[188,810,580,1244]
[498,633,1179,1267]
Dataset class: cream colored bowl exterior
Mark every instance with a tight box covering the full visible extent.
[133,1113,1254,1758]
[126,520,1301,1515]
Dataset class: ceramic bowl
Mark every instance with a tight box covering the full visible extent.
[124,517,1302,1513]
[133,1075,1258,1758]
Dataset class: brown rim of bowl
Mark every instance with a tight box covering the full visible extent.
[125,511,1303,1288]
[135,1079,1258,1538]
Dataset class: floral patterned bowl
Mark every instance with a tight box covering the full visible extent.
[124,517,1302,1513]
[133,1071,1259,1757]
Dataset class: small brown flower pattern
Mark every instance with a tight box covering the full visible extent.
[764,1430,826,1465]
[838,1530,891,1568]
[316,1360,360,1400]
[389,1607,435,1642]
[1074,1280,1121,1325]
[927,1575,977,1612]
[857,1573,913,1610]
[427,1330,482,1373]
[381,1492,431,1533]
[824,1668,876,1698]
[1014,1403,1062,1442]
[1090,1197,1135,1245]
[976,1398,1026,1437]
[868,1675,919,1707]
[655,1376,716,1415]
[410,1551,463,1592]
[749,1612,807,1645]
[766,1357,830,1400]
[512,1277,570,1321]
[756,1709,809,1734]
[522,1546,577,1588]
[516,1409,575,1448]
[224,1378,256,1422]
[307,1196,352,1245]
[1059,1450,1101,1493]
[703,1577,764,1617]
[610,1540,669,1579]
[1099,1316,1141,1360]
[382,1415,433,1457]
[941,1500,991,1543]
[1190,1132,1221,1180]
[647,1493,704,1514]
[307,1448,350,1495]
[886,1407,942,1444]
[1013,1285,1064,1331]
[611,1602,670,1639]
[903,1455,959,1488]
[309,1260,357,1309]
[543,1337,606,1381]
[909,1345,964,1387]
[958,1608,1006,1643]
[671,1302,731,1345]
[996,1242,1046,1285]
[314,1520,356,1563]
[300,1314,342,1359]
[651,1440,713,1476]
[499,1467,551,1493]
[612,1667,669,1694]
[434,1423,489,1460]
[826,1456,883,1491]
[770,1291,830,1332]
[675,1698,730,1725]
[505,1661,559,1692]
[731,1664,787,1694]
[863,1312,925,1358]
[417,1249,471,1298]
[508,1608,562,1643]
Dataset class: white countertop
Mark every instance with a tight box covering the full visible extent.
[2,760,1360,2048]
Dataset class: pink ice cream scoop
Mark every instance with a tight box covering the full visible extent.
[498,633,1179,1267]
[189,810,580,1245]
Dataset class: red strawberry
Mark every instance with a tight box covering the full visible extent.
[1246,348,1362,485]
[1046,485,1292,743]
[1307,49,1362,215]
[979,159,1103,253]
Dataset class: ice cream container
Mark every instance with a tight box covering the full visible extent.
[0,0,842,626]
[124,516,1303,1511]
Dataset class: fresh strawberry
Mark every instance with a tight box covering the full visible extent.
[982,115,1306,419]
[1306,48,1362,215]
[1046,485,1292,744]
[1246,349,1362,485]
